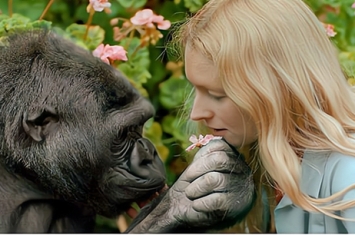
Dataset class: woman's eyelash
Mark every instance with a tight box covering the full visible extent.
[208,93,225,100]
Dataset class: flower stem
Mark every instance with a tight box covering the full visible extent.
[130,41,144,59]
[124,28,135,49]
[84,7,95,40]
[39,0,55,20]
[8,0,13,17]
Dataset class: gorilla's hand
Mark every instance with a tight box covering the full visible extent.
[127,139,255,233]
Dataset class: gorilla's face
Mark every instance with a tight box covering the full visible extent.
[88,70,167,216]
[0,30,166,217]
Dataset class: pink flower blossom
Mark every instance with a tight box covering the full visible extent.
[130,9,171,30]
[130,9,155,26]
[185,134,222,152]
[152,15,171,30]
[93,44,128,64]
[87,0,111,12]
[324,24,337,37]
[352,2,355,8]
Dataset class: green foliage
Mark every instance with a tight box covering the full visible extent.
[116,0,147,10]
[304,0,355,76]
[0,14,51,36]
[159,76,188,110]
[0,0,45,20]
[65,23,105,50]
[183,0,208,13]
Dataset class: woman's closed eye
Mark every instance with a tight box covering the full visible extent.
[207,92,226,101]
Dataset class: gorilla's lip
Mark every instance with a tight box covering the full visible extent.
[123,182,165,193]
[108,167,165,190]
[108,177,165,204]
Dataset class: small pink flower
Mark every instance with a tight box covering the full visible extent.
[152,15,171,30]
[352,2,355,8]
[93,44,105,57]
[185,134,222,152]
[324,24,336,37]
[93,44,128,64]
[87,0,111,12]
[130,9,171,30]
[130,9,154,26]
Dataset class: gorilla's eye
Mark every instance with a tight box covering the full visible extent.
[107,96,128,110]
[106,90,129,110]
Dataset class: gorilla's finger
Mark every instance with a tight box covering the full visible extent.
[192,140,234,162]
[185,172,231,199]
[181,152,239,182]
[191,193,242,213]
[181,206,215,226]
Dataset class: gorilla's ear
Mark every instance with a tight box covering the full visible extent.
[22,107,59,142]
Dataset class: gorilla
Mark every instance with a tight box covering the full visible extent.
[0,29,255,233]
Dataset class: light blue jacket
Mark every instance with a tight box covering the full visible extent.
[274,150,355,233]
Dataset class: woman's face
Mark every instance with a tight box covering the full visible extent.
[184,46,258,147]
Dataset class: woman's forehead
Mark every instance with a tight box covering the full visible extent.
[184,50,224,91]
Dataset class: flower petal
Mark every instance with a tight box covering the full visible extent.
[92,44,105,57]
[185,144,197,152]
[130,9,154,26]
[157,20,171,30]
[189,135,198,144]
[199,135,214,145]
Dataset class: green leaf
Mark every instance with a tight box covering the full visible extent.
[30,20,52,29]
[118,63,151,86]
[119,38,150,69]
[159,76,189,110]
[65,23,105,50]
[183,0,207,12]
[143,121,162,143]
[0,14,52,36]
[0,0,46,20]
[117,37,152,85]
[143,121,170,162]
[162,115,189,143]
[116,0,147,10]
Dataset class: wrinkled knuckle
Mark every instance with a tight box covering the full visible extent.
[205,141,228,153]
[203,172,221,187]
[209,152,229,166]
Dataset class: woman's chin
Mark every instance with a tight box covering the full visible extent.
[223,136,256,149]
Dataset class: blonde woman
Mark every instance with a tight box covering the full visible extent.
[174,0,355,233]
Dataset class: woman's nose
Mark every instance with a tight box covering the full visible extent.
[190,94,213,121]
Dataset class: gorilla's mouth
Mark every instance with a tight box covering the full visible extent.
[109,166,165,191]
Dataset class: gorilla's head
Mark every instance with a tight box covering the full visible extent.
[0,29,166,217]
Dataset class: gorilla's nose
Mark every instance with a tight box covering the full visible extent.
[129,138,164,178]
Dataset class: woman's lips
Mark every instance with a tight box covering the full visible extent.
[212,128,227,136]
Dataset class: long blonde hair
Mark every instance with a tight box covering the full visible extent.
[176,0,355,226]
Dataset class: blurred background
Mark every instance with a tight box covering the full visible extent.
[1,0,355,232]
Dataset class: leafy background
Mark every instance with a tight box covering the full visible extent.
[1,0,355,232]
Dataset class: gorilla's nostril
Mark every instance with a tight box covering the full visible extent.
[140,159,152,166]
